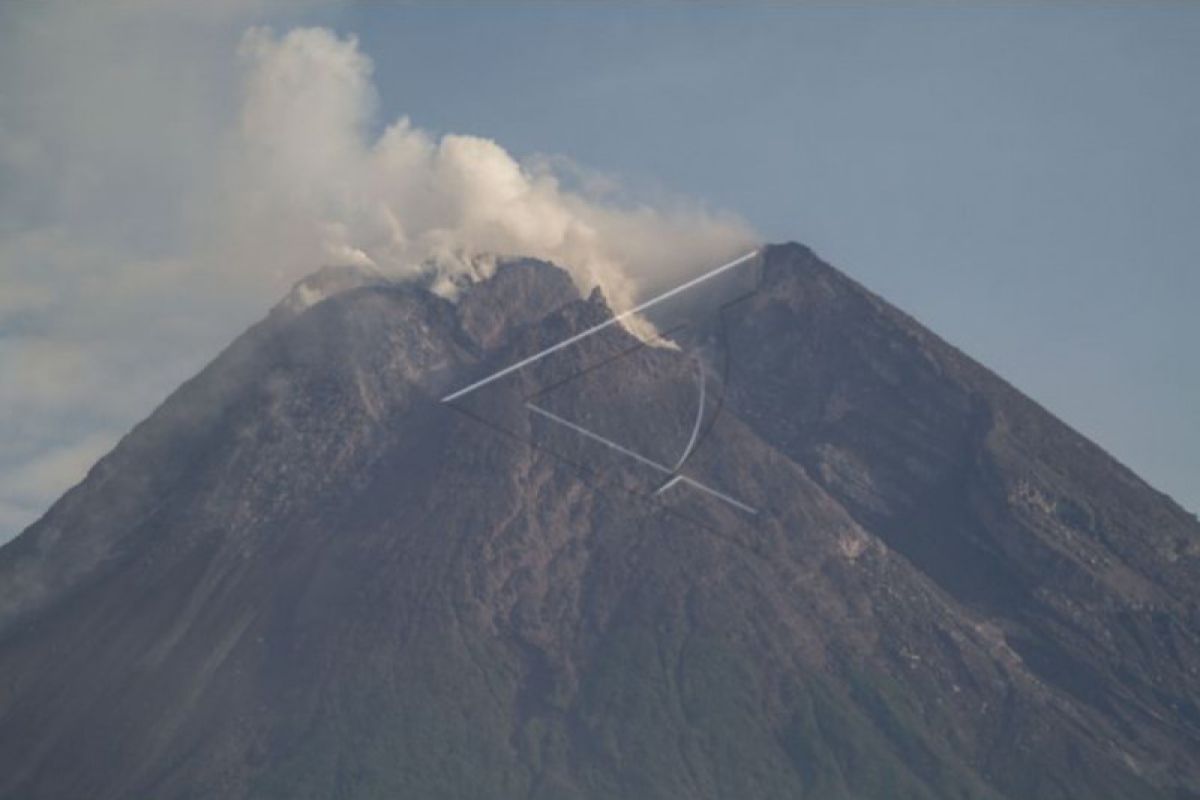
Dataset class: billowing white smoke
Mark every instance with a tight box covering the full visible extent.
[0,11,756,543]
[223,27,756,311]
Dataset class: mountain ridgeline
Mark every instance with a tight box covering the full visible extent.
[0,244,1197,799]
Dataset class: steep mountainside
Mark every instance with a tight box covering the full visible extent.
[0,244,1197,799]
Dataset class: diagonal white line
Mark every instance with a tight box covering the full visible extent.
[525,402,757,515]
[440,250,758,402]
[525,402,671,474]
[654,475,684,495]
[678,477,758,515]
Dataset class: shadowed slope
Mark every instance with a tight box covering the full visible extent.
[0,247,1197,799]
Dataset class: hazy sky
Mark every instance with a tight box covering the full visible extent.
[1,3,1197,542]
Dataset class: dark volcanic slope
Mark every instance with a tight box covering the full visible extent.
[0,245,1197,800]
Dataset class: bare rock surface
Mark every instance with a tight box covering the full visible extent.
[0,245,1197,799]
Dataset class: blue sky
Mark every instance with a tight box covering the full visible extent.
[0,3,1196,542]
[339,4,1199,511]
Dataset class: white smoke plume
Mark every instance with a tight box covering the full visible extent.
[221,27,755,310]
[0,7,755,543]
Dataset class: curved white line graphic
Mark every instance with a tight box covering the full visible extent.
[670,360,706,473]
[525,401,756,514]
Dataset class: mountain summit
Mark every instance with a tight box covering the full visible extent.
[1,244,1198,799]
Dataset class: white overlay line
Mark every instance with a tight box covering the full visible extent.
[654,475,684,495]
[670,360,706,472]
[677,476,758,515]
[526,401,757,515]
[525,402,669,475]
[440,250,759,402]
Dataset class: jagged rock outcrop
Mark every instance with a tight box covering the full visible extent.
[0,245,1197,799]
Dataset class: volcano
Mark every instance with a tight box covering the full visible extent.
[1,243,1197,799]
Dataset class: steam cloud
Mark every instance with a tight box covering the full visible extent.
[223,27,755,310]
[0,7,755,543]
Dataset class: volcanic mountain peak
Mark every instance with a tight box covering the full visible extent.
[1,243,1198,800]
[276,263,390,315]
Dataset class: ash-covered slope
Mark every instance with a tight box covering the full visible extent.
[0,245,1197,800]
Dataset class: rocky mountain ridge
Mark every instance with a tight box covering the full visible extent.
[0,243,1197,799]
